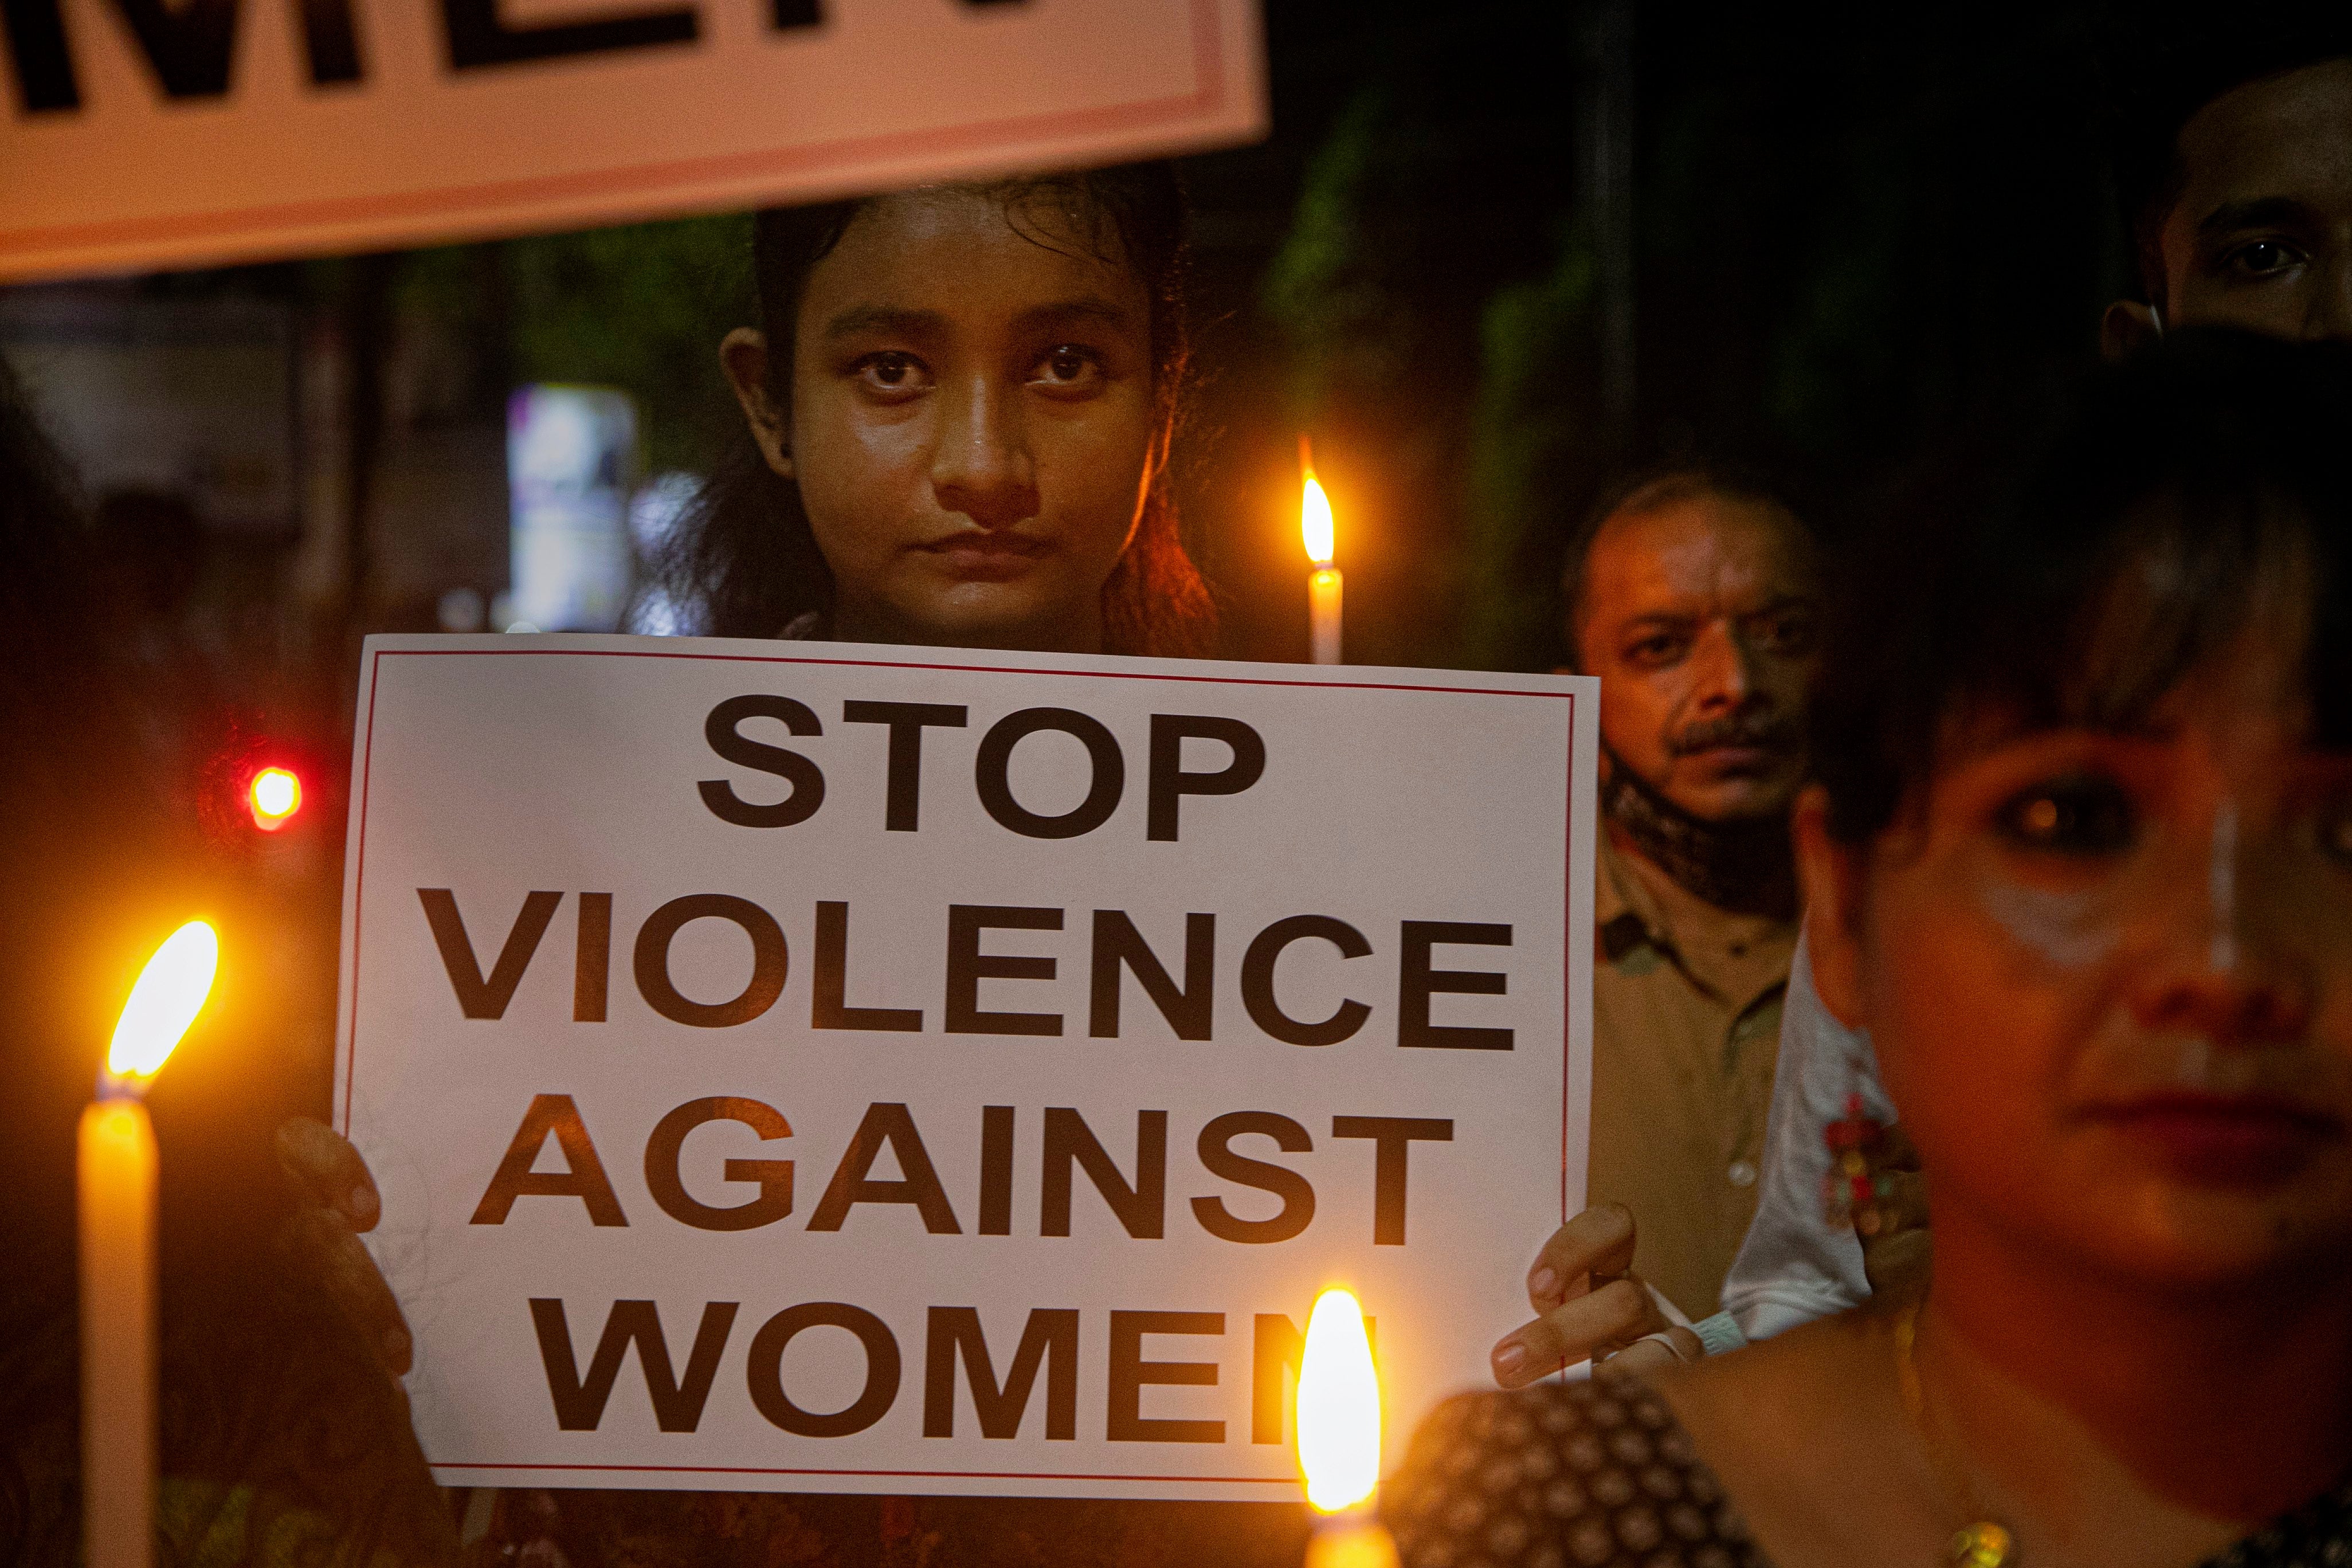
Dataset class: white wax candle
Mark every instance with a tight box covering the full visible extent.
[1310,566,1343,665]
[80,1094,156,1568]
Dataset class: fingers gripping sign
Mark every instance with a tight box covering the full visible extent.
[1487,1204,1700,1388]
[276,1116,413,1386]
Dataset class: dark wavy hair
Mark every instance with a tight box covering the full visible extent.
[653,164,1217,658]
[1811,329,2352,846]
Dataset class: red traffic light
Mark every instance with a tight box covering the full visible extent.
[248,766,302,831]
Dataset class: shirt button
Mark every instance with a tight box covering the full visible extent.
[1727,1161,1758,1188]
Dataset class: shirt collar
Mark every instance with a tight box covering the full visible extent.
[1597,828,1797,1011]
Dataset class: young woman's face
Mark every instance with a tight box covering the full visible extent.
[781,189,1156,653]
[1833,629,2352,1291]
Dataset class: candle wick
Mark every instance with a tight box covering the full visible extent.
[95,1067,150,1102]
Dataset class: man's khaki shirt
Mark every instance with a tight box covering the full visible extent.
[1586,832,1797,1320]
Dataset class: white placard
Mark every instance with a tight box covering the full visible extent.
[336,633,1596,1500]
[0,0,1265,281]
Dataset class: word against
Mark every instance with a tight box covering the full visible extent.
[337,635,1596,1500]
[1,0,1266,279]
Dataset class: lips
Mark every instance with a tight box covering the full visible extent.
[919,531,1051,581]
[2082,1091,2345,1183]
[1688,743,1782,774]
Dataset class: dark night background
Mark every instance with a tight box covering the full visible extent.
[0,3,2166,1547]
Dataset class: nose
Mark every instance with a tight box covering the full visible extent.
[1688,622,1762,715]
[930,375,1038,529]
[2126,815,2314,1047]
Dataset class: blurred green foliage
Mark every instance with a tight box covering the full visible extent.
[1262,1,2128,672]
[503,214,753,477]
[394,213,754,479]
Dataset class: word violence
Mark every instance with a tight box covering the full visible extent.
[420,889,1519,1050]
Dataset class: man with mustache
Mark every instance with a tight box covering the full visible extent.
[1504,465,1822,1358]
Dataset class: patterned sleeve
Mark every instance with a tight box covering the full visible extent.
[1380,1378,1766,1568]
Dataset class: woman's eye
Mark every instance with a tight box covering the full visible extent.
[1032,346,1103,390]
[855,352,929,394]
[1996,777,2137,856]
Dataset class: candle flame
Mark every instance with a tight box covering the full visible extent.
[108,920,217,1080]
[1301,472,1335,567]
[1296,1287,1381,1512]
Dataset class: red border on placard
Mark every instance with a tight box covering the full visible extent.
[340,642,1581,1486]
[0,0,1230,260]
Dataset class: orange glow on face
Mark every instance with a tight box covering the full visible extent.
[249,767,301,830]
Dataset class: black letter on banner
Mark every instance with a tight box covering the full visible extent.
[974,708,1123,838]
[644,1096,793,1231]
[979,1106,1016,1236]
[813,901,920,1031]
[633,894,786,1026]
[1240,915,1371,1046]
[944,905,1063,1036]
[1191,1112,1315,1244]
[923,1307,1079,1439]
[1146,715,1264,841]
[1331,1116,1454,1245]
[769,0,817,29]
[806,1103,962,1233]
[1398,921,1514,1049]
[1,0,360,113]
[420,888,560,1019]
[746,1303,900,1437]
[1089,911,1213,1040]
[574,892,612,1022]
[529,1299,737,1431]
[441,0,694,69]
[843,700,967,831]
[472,1093,628,1225]
[1106,1311,1224,1442]
[699,695,825,828]
[1041,1108,1165,1239]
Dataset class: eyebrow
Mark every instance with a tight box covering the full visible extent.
[821,297,1139,344]
[2196,195,2322,238]
[821,305,947,342]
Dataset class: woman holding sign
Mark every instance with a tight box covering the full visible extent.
[1381,333,2352,1566]
[279,166,1318,1565]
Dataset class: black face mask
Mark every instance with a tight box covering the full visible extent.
[1601,747,1796,918]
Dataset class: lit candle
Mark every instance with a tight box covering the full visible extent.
[83,919,217,1568]
[1296,1288,1399,1568]
[1300,442,1342,666]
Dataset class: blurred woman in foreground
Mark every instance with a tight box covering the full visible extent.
[1386,330,2352,1567]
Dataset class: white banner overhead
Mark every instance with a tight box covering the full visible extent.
[335,634,1597,1500]
[0,0,1266,281]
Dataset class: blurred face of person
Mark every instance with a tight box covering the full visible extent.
[2108,58,2352,352]
[1575,495,1821,824]
[1813,597,2352,1295]
[726,189,1156,652]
